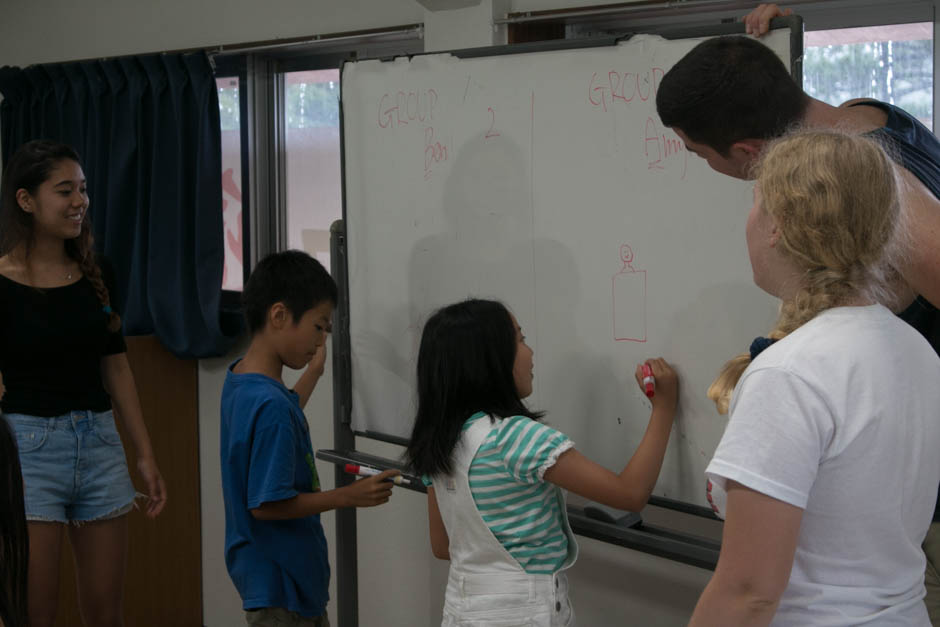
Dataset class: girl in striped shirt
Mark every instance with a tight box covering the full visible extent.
[406,298,678,627]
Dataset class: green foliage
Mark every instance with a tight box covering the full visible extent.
[804,38,932,126]
[219,86,240,131]
[287,81,340,129]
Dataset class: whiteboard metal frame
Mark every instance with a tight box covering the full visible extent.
[326,16,802,626]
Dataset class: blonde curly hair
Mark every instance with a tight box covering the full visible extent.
[708,129,906,414]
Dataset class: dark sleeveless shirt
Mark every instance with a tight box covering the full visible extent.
[0,258,126,416]
[856,101,940,519]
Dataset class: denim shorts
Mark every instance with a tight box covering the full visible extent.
[6,410,137,524]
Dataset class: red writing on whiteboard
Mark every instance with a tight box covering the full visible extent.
[424,126,449,180]
[378,88,439,129]
[644,117,687,178]
[485,107,500,139]
[588,68,664,112]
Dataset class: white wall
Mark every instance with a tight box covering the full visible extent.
[0,1,712,625]
[0,0,424,67]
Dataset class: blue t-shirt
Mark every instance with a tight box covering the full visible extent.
[220,361,329,617]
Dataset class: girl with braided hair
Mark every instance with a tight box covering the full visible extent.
[0,139,166,627]
[690,130,940,626]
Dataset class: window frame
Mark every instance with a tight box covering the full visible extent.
[211,28,424,293]
[213,54,251,310]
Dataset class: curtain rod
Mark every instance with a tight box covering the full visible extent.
[12,24,423,68]
[209,25,424,57]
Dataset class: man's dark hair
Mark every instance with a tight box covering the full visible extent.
[242,249,337,334]
[656,36,808,155]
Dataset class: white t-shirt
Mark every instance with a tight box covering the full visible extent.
[706,305,940,626]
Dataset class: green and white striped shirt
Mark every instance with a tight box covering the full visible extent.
[428,411,574,574]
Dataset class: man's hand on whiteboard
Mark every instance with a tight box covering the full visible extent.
[743,3,793,37]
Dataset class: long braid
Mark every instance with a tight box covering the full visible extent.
[708,280,846,414]
[708,130,903,414]
[78,249,122,333]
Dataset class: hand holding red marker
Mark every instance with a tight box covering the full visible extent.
[641,363,655,398]
[634,358,678,410]
[345,463,411,485]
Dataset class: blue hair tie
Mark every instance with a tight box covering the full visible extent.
[749,336,777,361]
[103,305,113,315]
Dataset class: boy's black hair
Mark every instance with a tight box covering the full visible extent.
[242,249,337,334]
[405,299,543,478]
[656,35,808,155]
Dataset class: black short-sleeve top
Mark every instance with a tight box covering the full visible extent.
[0,258,127,417]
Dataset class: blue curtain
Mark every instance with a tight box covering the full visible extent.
[0,53,241,358]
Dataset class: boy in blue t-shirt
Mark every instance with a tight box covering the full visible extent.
[220,250,399,626]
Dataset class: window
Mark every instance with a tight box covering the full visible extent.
[803,23,933,128]
[212,27,423,292]
[217,75,247,292]
[284,69,341,273]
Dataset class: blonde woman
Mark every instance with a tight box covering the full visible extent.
[691,131,940,626]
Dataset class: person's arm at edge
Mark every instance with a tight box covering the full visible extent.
[251,468,399,520]
[101,352,167,518]
[688,481,802,627]
[427,486,451,560]
[543,358,677,512]
[897,168,940,308]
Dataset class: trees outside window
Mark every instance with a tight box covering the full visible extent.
[803,22,932,128]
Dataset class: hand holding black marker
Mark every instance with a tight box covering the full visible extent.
[345,463,411,485]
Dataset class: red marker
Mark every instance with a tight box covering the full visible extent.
[345,463,410,485]
[641,363,655,399]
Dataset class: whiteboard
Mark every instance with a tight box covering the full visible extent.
[342,28,794,506]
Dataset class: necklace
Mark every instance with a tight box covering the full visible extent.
[66,271,73,280]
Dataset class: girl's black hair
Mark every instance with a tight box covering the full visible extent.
[0,416,29,627]
[405,299,542,478]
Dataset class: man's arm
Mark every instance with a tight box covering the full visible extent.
[898,168,940,309]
